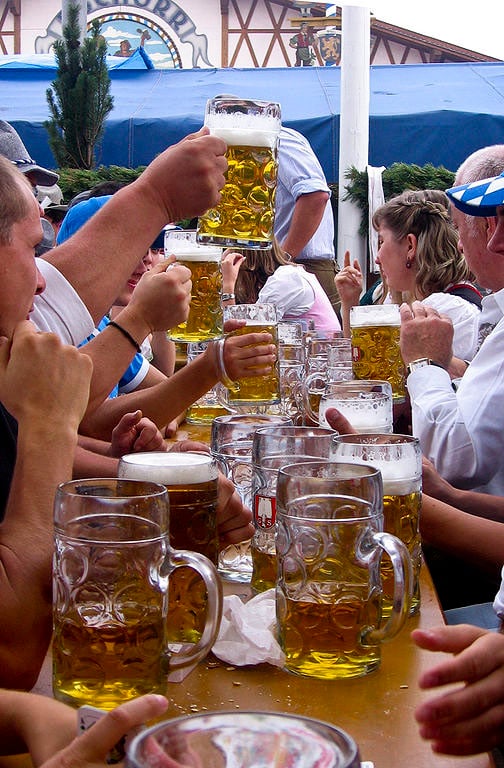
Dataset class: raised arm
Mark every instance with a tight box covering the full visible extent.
[44,129,227,323]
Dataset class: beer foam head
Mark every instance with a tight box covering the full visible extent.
[119,452,218,484]
[205,109,280,149]
[164,233,222,262]
[350,304,400,327]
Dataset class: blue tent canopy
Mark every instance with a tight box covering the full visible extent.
[2,60,504,181]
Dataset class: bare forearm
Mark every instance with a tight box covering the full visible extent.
[0,425,78,689]
[421,494,504,577]
[73,445,119,478]
[80,349,220,440]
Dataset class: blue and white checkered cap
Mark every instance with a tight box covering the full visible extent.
[446,171,504,217]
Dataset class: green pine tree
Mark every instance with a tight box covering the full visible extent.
[45,2,114,170]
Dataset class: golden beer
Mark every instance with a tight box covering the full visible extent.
[228,322,280,405]
[350,305,406,402]
[198,144,278,248]
[118,453,219,643]
[197,97,281,249]
[53,515,168,710]
[380,486,422,617]
[278,595,382,680]
[186,402,230,424]
[167,245,223,343]
[251,544,277,593]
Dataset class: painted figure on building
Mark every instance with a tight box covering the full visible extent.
[114,39,133,57]
[289,22,317,67]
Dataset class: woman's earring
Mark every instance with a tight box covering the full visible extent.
[405,257,412,269]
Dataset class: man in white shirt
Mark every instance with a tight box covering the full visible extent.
[401,145,504,497]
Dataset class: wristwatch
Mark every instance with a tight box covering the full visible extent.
[406,358,446,375]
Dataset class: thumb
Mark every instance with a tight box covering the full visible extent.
[116,410,143,432]
[353,259,362,273]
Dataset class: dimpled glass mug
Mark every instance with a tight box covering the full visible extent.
[165,229,223,343]
[276,493,412,680]
[331,434,422,617]
[350,304,406,402]
[197,96,281,249]
[128,711,361,768]
[118,452,220,644]
[52,478,222,710]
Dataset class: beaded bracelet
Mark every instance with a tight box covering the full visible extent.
[108,320,141,354]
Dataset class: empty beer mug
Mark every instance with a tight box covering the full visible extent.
[276,493,412,680]
[52,478,222,710]
[165,229,223,343]
[197,96,281,249]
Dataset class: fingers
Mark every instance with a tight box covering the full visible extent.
[323,407,357,435]
[343,250,351,267]
[133,420,168,452]
[168,440,210,454]
[216,474,254,543]
[60,694,168,763]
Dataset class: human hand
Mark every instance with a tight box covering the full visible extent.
[221,250,245,292]
[412,624,504,756]
[143,128,228,223]
[400,302,454,368]
[222,332,277,381]
[421,457,457,504]
[109,410,168,456]
[322,407,357,435]
[0,322,92,433]
[216,471,254,545]
[123,258,192,335]
[335,251,363,308]
[36,693,168,768]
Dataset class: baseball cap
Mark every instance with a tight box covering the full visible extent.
[0,120,59,187]
[446,170,504,217]
[57,195,111,244]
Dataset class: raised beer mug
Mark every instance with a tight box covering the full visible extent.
[331,433,422,616]
[350,304,406,402]
[276,493,412,680]
[52,478,222,710]
[222,303,281,405]
[165,229,223,343]
[197,96,281,249]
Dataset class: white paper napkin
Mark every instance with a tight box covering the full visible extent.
[212,588,285,667]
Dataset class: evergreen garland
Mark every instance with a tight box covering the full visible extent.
[44,2,114,170]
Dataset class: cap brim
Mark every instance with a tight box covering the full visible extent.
[446,173,504,217]
[18,163,59,187]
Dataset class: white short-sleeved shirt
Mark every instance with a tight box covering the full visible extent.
[422,292,480,361]
[274,127,335,263]
[31,259,94,346]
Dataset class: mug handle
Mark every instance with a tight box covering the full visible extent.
[364,531,413,644]
[165,549,223,681]
[301,371,327,424]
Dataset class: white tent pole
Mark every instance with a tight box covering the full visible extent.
[62,0,88,44]
[337,4,370,277]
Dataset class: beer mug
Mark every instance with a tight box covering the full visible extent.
[331,434,422,616]
[128,712,361,768]
[304,379,394,433]
[185,342,230,424]
[223,303,280,405]
[165,229,223,343]
[250,427,335,593]
[276,493,412,680]
[52,478,222,710]
[117,452,220,644]
[197,96,281,249]
[350,304,406,402]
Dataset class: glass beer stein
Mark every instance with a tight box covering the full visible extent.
[331,433,422,616]
[165,229,223,343]
[350,304,406,402]
[52,479,222,710]
[223,303,280,405]
[118,452,220,644]
[276,493,412,680]
[197,96,281,249]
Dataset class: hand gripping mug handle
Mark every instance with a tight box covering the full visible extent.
[364,531,413,645]
[164,548,223,681]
